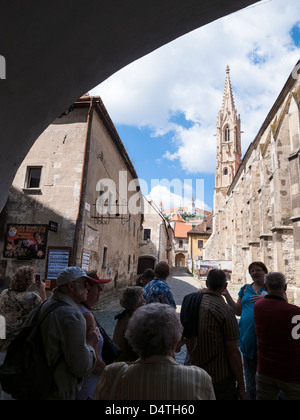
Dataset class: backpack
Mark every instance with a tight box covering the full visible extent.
[180,292,204,339]
[0,300,67,400]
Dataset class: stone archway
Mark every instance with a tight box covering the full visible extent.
[0,0,259,212]
[138,256,156,275]
[175,253,186,268]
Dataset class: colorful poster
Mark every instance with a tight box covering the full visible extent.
[198,260,232,280]
[3,224,48,259]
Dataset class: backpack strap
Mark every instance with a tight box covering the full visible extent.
[29,300,71,372]
[27,300,69,327]
[39,301,68,323]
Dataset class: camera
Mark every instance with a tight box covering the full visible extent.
[35,274,41,283]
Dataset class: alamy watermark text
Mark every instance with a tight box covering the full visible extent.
[0,315,6,340]
[95,172,204,216]
[292,315,300,340]
[0,55,6,79]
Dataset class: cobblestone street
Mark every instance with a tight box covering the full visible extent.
[94,268,241,365]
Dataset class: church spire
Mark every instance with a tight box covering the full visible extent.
[215,66,242,193]
[221,66,236,115]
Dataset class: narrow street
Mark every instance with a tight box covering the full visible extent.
[94,268,241,365]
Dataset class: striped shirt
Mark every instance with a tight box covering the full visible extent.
[186,290,239,383]
[93,355,215,400]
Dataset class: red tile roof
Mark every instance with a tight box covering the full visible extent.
[174,223,194,238]
[170,212,185,222]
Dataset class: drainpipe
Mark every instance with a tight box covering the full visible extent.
[157,223,162,262]
[72,98,94,265]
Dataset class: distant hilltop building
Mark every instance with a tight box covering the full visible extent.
[162,197,212,221]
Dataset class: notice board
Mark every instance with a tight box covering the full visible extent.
[45,247,71,289]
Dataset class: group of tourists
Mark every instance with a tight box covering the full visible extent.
[0,260,299,400]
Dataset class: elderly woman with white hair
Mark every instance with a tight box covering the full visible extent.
[93,303,215,400]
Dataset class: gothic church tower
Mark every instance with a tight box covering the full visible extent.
[214,66,242,212]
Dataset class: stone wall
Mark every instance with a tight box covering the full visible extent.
[205,68,300,304]
[0,98,142,291]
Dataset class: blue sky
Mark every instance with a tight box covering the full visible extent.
[91,0,300,212]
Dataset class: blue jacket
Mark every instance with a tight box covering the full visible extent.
[144,278,176,309]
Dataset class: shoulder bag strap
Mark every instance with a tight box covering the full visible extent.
[37,300,69,324]
[242,284,250,297]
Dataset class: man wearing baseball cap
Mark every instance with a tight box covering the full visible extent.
[36,267,100,400]
[76,270,113,400]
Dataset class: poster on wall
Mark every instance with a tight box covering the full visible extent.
[81,250,90,272]
[198,260,232,280]
[3,224,48,259]
[45,247,71,289]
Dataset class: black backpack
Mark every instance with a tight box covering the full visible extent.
[180,292,204,339]
[0,300,66,400]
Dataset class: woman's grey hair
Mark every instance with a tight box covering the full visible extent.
[265,272,286,291]
[125,303,183,359]
[120,286,144,311]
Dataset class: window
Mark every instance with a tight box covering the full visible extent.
[225,127,230,142]
[128,255,131,273]
[198,240,204,249]
[25,167,42,189]
[102,247,108,268]
[224,168,228,176]
[143,229,151,241]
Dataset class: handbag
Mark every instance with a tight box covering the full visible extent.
[99,325,121,365]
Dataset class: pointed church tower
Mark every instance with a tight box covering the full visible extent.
[215,66,242,198]
[205,67,242,261]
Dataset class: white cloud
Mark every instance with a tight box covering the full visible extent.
[145,184,211,213]
[90,0,300,179]
[167,125,217,174]
[146,185,183,211]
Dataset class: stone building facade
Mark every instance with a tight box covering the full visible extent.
[0,95,143,291]
[188,214,213,274]
[205,63,300,304]
[169,213,193,268]
[137,197,173,274]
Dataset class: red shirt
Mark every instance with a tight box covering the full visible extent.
[254,295,300,384]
